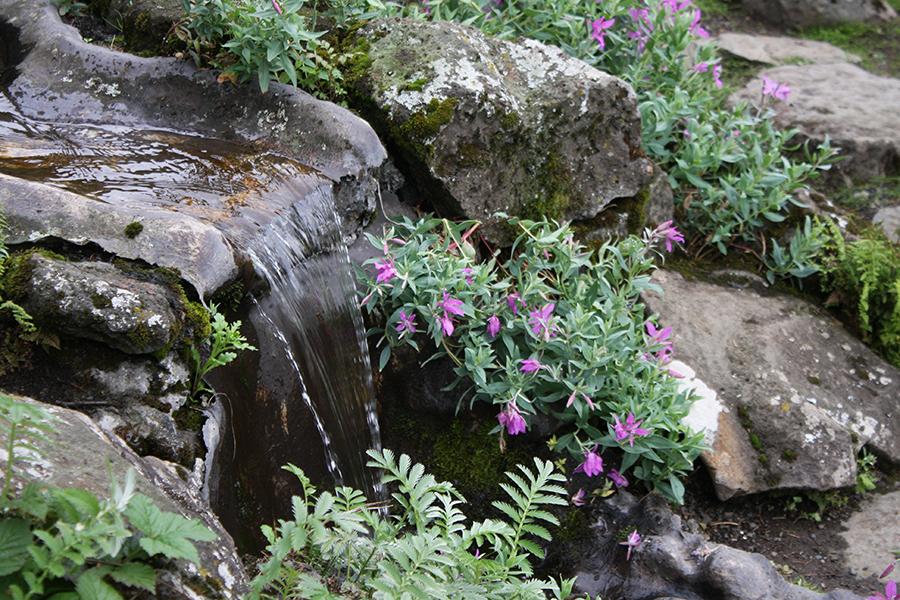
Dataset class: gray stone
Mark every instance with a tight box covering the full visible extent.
[840,489,900,579]
[646,165,676,227]
[873,206,900,242]
[0,175,238,299]
[103,0,182,54]
[644,270,899,500]
[12,254,182,355]
[715,33,860,66]
[740,0,896,28]
[572,492,863,600]
[347,18,652,243]
[732,63,900,182]
[0,394,248,599]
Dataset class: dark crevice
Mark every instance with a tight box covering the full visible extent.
[0,19,28,87]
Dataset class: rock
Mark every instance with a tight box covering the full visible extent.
[873,206,900,242]
[0,394,248,599]
[715,33,860,66]
[571,491,862,600]
[840,489,900,579]
[0,174,238,299]
[346,18,652,243]
[8,253,184,355]
[732,63,900,182]
[644,270,899,500]
[102,0,182,54]
[645,165,676,227]
[740,0,896,29]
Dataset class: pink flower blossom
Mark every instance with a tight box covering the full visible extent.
[620,530,641,560]
[591,17,616,50]
[689,9,709,38]
[650,220,685,252]
[528,303,556,339]
[507,292,525,315]
[375,260,397,283]
[462,267,474,285]
[867,580,898,600]
[608,469,629,488]
[439,314,455,337]
[881,563,896,580]
[487,315,501,338]
[571,488,587,507]
[574,448,604,477]
[566,391,596,410]
[762,77,791,102]
[395,310,417,336]
[520,358,543,374]
[712,63,723,89]
[438,292,465,316]
[271,0,283,14]
[497,402,527,435]
[614,413,651,446]
[693,62,709,73]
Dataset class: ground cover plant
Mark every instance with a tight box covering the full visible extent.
[359,216,704,504]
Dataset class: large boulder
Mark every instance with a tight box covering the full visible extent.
[715,33,860,67]
[740,0,896,29]
[644,270,899,500]
[571,491,862,600]
[345,18,653,243]
[0,394,249,599]
[732,63,900,182]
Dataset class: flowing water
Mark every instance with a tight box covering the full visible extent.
[0,88,382,547]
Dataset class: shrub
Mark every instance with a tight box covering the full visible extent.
[179,0,344,96]
[189,303,256,398]
[0,394,216,599]
[249,449,579,599]
[358,216,704,503]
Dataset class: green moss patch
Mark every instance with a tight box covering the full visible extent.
[124,221,144,238]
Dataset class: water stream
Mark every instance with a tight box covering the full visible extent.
[0,89,382,547]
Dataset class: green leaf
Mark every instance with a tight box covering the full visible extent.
[0,518,31,577]
[76,568,122,600]
[125,495,215,565]
[108,562,157,592]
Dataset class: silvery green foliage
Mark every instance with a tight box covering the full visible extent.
[327,0,837,255]
[358,217,704,503]
[764,216,827,284]
[249,449,578,599]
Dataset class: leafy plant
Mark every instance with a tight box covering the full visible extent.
[189,302,255,397]
[358,216,704,503]
[855,449,878,495]
[764,216,827,284]
[815,219,900,366]
[0,395,217,599]
[179,0,345,96]
[249,449,579,599]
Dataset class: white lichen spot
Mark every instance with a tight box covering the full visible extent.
[217,563,236,589]
[672,360,721,446]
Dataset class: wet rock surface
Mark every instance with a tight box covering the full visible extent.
[732,63,900,182]
[571,491,862,600]
[644,270,899,500]
[0,394,248,599]
[739,0,896,28]
[347,18,652,243]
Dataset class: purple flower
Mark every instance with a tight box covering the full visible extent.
[497,402,527,435]
[614,413,651,447]
[620,530,642,560]
[574,448,604,477]
[528,303,556,339]
[712,63,723,89]
[571,488,586,507]
[487,315,501,339]
[439,292,465,316]
[395,310,417,336]
[507,292,525,315]
[608,469,629,488]
[651,220,685,252]
[689,9,709,38]
[462,267,474,286]
[566,391,596,411]
[881,563,896,580]
[762,77,791,102]
[693,62,709,73]
[271,0,283,14]
[439,314,455,337]
[520,358,543,374]
[646,320,673,347]
[374,260,397,283]
[867,580,898,600]
[591,17,616,50]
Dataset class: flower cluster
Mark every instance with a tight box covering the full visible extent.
[360,216,704,504]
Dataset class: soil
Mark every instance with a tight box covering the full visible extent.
[676,464,897,596]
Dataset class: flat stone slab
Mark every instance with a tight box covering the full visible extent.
[716,33,859,66]
[733,63,900,181]
[0,175,237,298]
[840,489,900,579]
[873,206,900,242]
[740,0,896,28]
[645,270,900,500]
